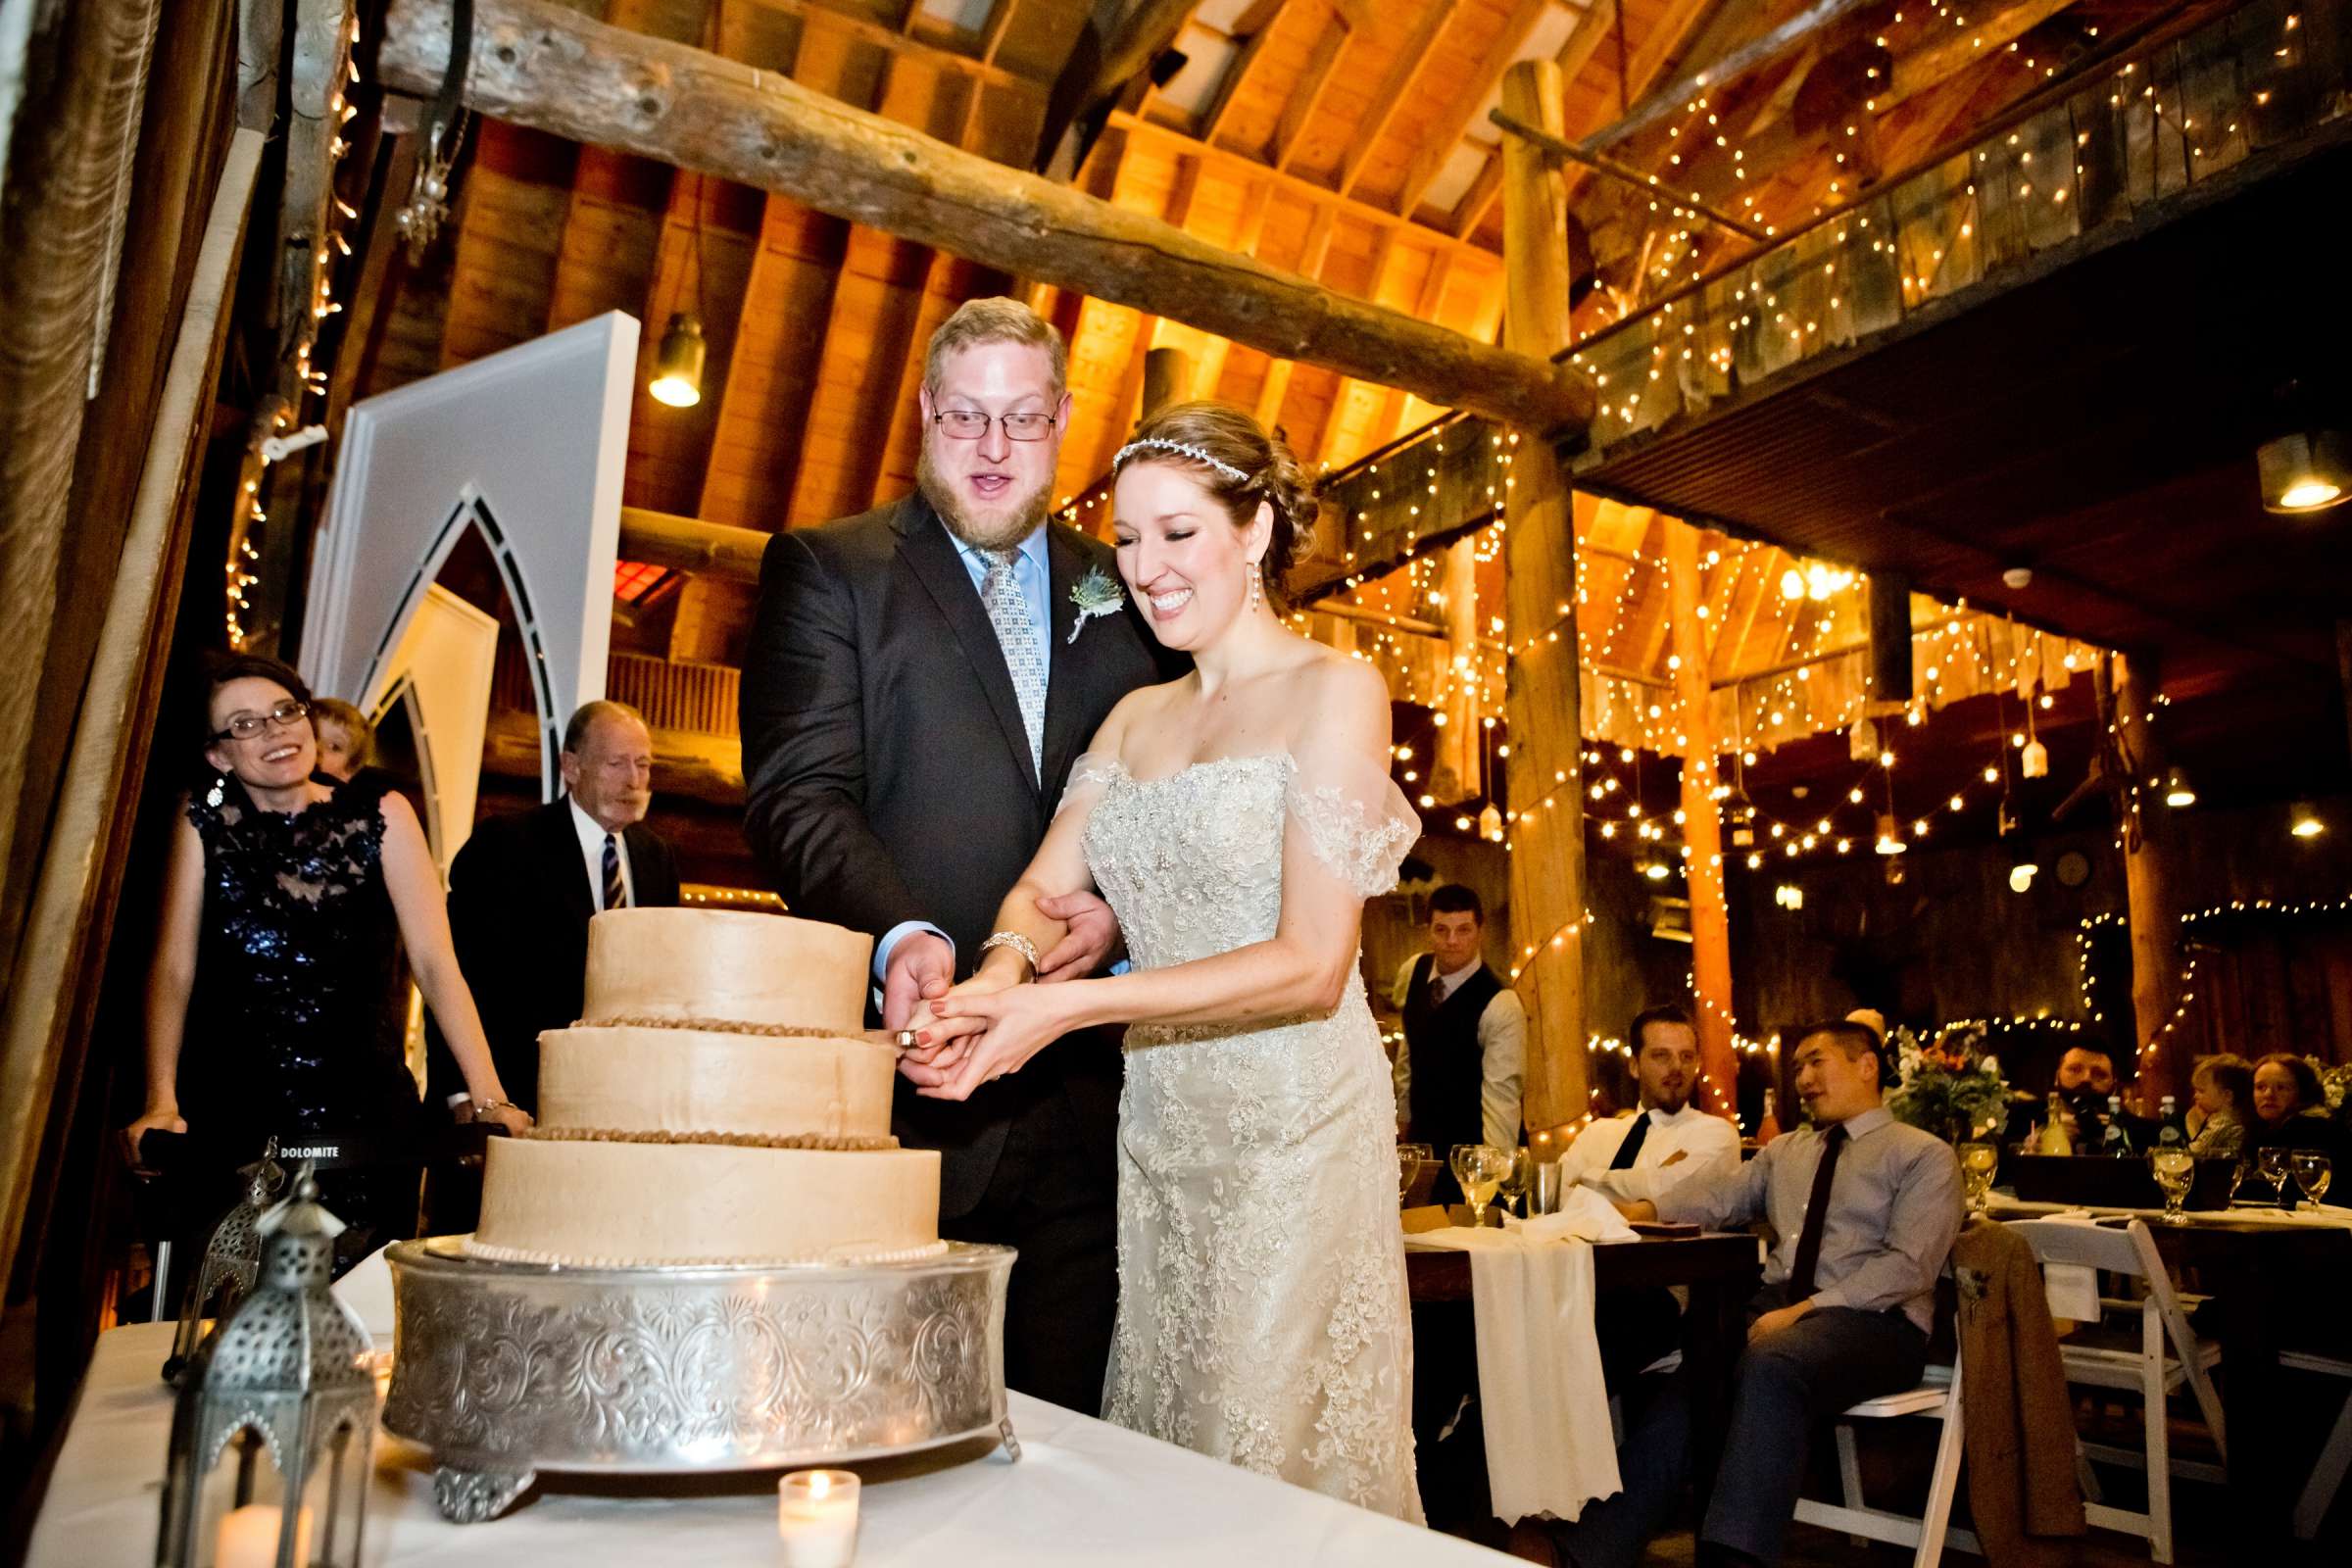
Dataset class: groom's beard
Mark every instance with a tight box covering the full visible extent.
[918,446,1053,552]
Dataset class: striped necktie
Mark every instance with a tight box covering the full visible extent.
[601,833,626,911]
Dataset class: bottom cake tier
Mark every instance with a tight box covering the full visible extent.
[381,1237,1016,1516]
[469,1136,944,1266]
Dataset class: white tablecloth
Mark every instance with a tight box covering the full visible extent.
[1407,1217,1621,1526]
[29,1321,1513,1567]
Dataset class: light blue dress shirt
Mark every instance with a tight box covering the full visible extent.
[874,522,1054,983]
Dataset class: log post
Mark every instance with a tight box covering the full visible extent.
[374,0,1593,437]
[1140,346,1194,421]
[1432,539,1479,802]
[1500,58,1588,1131]
[2115,650,2188,1101]
[1666,518,1738,1118]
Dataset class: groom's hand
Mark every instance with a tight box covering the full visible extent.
[881,932,954,1031]
[1033,891,1118,981]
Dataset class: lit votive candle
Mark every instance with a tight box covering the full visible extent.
[216,1502,313,1568]
[776,1468,859,1567]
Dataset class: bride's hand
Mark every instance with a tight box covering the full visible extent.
[898,967,1021,1087]
[915,983,1080,1101]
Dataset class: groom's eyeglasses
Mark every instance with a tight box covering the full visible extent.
[932,409,1057,442]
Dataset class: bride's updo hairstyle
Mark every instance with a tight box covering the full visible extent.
[1114,400,1317,612]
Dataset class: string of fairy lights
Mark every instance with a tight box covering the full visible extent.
[225,14,366,649]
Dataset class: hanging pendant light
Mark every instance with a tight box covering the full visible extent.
[2161,766,2197,808]
[2257,429,2349,514]
[649,312,706,408]
[2289,802,2326,839]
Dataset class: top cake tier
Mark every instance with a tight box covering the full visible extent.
[583,907,873,1030]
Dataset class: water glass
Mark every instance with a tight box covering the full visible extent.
[1958,1141,1998,1214]
[2148,1148,2196,1225]
[2290,1151,2333,1211]
[1396,1143,1432,1202]
[1531,1158,1564,1216]
[2258,1145,2292,1205]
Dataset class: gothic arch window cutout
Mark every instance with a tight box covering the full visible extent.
[299,312,638,808]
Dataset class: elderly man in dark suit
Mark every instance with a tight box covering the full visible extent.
[423,701,679,1226]
[740,297,1178,1411]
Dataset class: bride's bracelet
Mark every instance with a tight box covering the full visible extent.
[980,930,1041,976]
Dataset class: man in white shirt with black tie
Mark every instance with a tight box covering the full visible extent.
[1559,1003,1740,1203]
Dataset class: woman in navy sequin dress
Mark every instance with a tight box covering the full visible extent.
[122,656,529,1269]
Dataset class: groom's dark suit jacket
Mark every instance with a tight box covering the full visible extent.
[740,495,1178,1217]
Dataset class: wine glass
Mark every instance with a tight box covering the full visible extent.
[1497,1148,1536,1218]
[2148,1148,2196,1226]
[1958,1141,1999,1214]
[1448,1143,1513,1228]
[2258,1145,2292,1206]
[1396,1143,1432,1202]
[2228,1155,2254,1206]
[2290,1151,2333,1212]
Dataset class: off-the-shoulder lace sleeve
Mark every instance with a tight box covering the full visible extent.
[1283,747,1420,900]
[1054,751,1128,820]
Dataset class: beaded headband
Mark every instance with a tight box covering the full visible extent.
[1111,437,1250,485]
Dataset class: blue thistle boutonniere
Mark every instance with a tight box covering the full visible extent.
[1067,566,1125,643]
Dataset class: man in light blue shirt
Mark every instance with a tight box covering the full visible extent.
[1552,1019,1961,1568]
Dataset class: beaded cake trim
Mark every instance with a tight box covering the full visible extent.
[579,1015,879,1041]
[525,1126,899,1152]
[461,1236,951,1268]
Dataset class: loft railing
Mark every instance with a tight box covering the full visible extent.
[1566,0,2347,454]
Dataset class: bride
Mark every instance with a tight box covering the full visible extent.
[905,401,1423,1519]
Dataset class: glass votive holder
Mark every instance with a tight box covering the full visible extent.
[777,1468,860,1567]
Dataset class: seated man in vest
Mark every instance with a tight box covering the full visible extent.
[1557,1003,1741,1381]
[1551,1019,1961,1568]
[1392,884,1524,1202]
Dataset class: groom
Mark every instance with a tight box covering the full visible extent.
[740,298,1177,1410]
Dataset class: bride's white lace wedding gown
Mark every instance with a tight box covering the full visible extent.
[1064,747,1424,1520]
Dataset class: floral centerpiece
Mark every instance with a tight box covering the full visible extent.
[2310,1054,2352,1130]
[1886,1025,2013,1146]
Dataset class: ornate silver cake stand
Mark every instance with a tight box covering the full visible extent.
[382,1237,1016,1522]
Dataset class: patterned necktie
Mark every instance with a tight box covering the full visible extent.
[1788,1123,1849,1299]
[602,833,625,912]
[1609,1111,1653,1170]
[979,549,1046,776]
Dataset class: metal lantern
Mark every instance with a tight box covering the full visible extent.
[157,1165,375,1568]
[165,1142,286,1385]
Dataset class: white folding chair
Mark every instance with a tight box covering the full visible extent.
[2009,1218,2225,1565]
[2282,1349,2352,1541]
[1791,1352,1980,1565]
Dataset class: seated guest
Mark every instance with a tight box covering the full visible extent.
[2248,1053,2350,1191]
[1393,884,1525,1200]
[1551,1020,1962,1568]
[1558,1004,1740,1204]
[2051,1044,2149,1148]
[310,696,372,782]
[1559,1003,1740,1383]
[2186,1053,2254,1160]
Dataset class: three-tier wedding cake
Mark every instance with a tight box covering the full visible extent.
[466,906,942,1266]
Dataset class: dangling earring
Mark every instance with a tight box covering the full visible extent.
[204,772,226,808]
[1245,561,1263,612]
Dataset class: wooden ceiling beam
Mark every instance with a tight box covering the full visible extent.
[1110,111,1499,264]
[1581,0,1884,157]
[1199,0,1291,147]
[1186,174,1273,403]
[1271,12,1354,172]
[379,0,1591,434]
[1109,151,1205,450]
[1334,0,1459,201]
[1313,224,1409,466]
[1251,199,1336,432]
[1558,0,1717,212]
[1395,0,1547,219]
[735,0,1045,93]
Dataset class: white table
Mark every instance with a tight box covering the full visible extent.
[29,1323,1511,1567]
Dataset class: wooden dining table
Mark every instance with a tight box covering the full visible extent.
[1988,1200,2352,1541]
[1404,1229,1763,1534]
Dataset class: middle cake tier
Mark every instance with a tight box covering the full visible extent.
[469,1139,942,1266]
[536,1024,898,1144]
